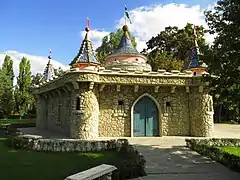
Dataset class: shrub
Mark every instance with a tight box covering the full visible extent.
[185,138,240,173]
[6,136,146,179]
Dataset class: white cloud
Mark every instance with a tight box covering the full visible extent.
[88,3,216,51]
[0,50,69,84]
[80,29,109,50]
[1,2,217,84]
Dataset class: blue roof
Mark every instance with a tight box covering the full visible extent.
[109,25,142,56]
[70,28,99,66]
[183,47,200,70]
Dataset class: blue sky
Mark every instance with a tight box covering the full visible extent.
[0,0,215,65]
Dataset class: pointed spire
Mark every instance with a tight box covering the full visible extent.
[183,25,201,70]
[69,18,100,69]
[41,49,55,81]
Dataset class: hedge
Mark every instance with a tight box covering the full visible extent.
[6,135,146,179]
[185,138,240,173]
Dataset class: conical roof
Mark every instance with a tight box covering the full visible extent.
[183,47,200,69]
[107,25,144,57]
[41,49,55,81]
[104,25,151,71]
[183,25,203,70]
[69,26,99,67]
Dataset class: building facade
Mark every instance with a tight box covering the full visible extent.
[33,24,214,139]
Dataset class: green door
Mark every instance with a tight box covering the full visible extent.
[133,96,159,137]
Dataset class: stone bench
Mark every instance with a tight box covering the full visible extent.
[64,164,117,180]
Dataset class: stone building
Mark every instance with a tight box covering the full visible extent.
[33,23,214,140]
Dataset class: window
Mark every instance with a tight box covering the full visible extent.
[166,102,171,107]
[194,72,197,76]
[118,100,124,106]
[76,97,80,110]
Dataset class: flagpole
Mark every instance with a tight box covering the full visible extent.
[124,5,126,25]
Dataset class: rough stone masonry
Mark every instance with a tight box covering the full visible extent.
[33,24,214,140]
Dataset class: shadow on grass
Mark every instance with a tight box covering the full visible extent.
[0,139,138,180]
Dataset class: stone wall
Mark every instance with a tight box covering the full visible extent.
[189,87,214,137]
[36,95,47,129]
[70,83,99,139]
[34,69,214,138]
[99,85,190,137]
[36,90,71,136]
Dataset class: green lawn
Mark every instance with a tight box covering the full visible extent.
[219,146,240,156]
[0,138,125,180]
[0,119,35,125]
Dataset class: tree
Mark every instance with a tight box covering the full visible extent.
[143,23,210,71]
[15,57,32,113]
[31,73,42,86]
[0,68,13,118]
[0,55,15,117]
[147,51,184,71]
[96,28,137,64]
[2,55,14,85]
[205,0,240,118]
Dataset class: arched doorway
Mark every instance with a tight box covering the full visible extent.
[133,96,159,137]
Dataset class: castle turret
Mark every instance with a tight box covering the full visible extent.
[183,25,208,76]
[69,18,100,71]
[41,49,55,81]
[104,25,152,71]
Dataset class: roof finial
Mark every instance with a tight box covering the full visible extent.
[47,48,52,64]
[193,25,200,54]
[85,17,90,32]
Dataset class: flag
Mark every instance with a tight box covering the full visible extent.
[125,5,132,24]
[87,17,90,29]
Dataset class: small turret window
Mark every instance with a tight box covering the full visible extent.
[118,100,124,106]
[166,102,171,107]
[76,97,81,110]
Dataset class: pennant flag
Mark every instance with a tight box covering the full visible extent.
[87,17,90,29]
[125,5,132,24]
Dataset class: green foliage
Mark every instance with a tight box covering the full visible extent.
[143,23,209,71]
[0,119,35,125]
[96,28,137,64]
[0,69,13,118]
[1,55,14,85]
[31,73,42,86]
[219,146,240,156]
[204,0,240,116]
[0,137,145,180]
[15,57,33,113]
[147,51,184,71]
[186,138,240,173]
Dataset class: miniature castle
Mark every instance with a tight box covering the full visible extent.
[33,23,214,139]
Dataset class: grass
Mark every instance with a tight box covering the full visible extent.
[0,119,35,125]
[218,146,240,156]
[0,138,125,180]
